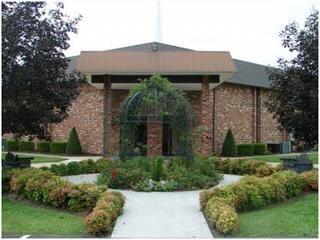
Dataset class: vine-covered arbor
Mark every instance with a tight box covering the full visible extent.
[118,75,194,160]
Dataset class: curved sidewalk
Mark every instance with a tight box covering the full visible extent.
[63,173,242,238]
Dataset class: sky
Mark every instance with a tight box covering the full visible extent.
[50,0,318,66]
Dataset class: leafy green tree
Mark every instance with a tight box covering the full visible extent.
[2,2,85,139]
[266,10,318,146]
[66,127,82,154]
[221,129,237,157]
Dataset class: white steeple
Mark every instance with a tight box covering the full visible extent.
[155,0,162,42]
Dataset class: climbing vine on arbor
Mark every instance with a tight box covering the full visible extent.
[118,74,194,162]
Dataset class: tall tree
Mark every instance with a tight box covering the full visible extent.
[266,10,318,146]
[2,1,85,139]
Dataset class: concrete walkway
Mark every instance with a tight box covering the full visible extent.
[63,173,242,238]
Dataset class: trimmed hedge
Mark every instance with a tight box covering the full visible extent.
[214,158,279,177]
[222,129,237,157]
[237,144,254,156]
[7,140,19,151]
[41,159,107,176]
[200,170,317,235]
[50,141,67,154]
[18,141,35,152]
[66,127,82,154]
[36,141,51,153]
[253,143,267,155]
[85,191,125,234]
[8,168,125,235]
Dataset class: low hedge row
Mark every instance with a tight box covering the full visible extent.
[214,158,281,177]
[5,140,68,154]
[7,140,19,151]
[18,141,35,152]
[8,168,125,235]
[237,143,268,156]
[200,170,318,235]
[50,141,67,154]
[40,158,107,176]
[36,141,50,153]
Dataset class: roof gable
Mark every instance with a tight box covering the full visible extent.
[109,42,193,52]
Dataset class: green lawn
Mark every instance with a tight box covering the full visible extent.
[247,152,318,163]
[236,193,318,238]
[2,197,86,237]
[2,153,66,163]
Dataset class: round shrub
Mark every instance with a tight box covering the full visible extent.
[68,183,107,212]
[48,180,73,208]
[300,170,318,191]
[18,141,35,152]
[84,189,125,236]
[9,168,40,194]
[216,207,239,234]
[7,140,19,151]
[253,143,267,155]
[24,171,57,203]
[36,141,50,153]
[237,144,254,156]
[66,161,81,175]
[205,197,239,235]
[50,141,67,154]
[66,127,82,154]
[222,129,237,157]
[85,209,113,234]
[255,165,274,177]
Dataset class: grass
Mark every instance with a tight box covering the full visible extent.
[2,196,86,237]
[236,193,318,238]
[247,152,318,163]
[2,153,66,163]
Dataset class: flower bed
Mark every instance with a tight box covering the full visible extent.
[200,170,318,235]
[214,157,282,177]
[7,168,125,235]
[97,156,222,191]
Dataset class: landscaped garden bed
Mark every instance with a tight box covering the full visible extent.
[3,167,125,236]
[200,169,318,236]
[40,157,222,192]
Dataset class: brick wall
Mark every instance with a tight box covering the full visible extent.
[260,89,287,142]
[49,82,286,156]
[214,83,256,152]
[109,90,128,156]
[49,84,104,154]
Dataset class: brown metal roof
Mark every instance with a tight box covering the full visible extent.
[77,50,236,75]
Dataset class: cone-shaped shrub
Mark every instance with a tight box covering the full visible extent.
[66,127,82,154]
[221,129,237,157]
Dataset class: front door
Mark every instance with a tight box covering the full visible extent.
[162,122,172,156]
[135,122,147,156]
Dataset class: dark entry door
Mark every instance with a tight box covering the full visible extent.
[162,122,172,156]
[135,122,147,156]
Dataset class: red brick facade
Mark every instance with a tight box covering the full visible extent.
[49,81,286,156]
[49,84,104,154]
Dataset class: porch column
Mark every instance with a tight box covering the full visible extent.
[103,75,111,156]
[200,76,213,156]
[147,121,163,156]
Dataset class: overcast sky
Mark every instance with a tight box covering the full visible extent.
[54,0,318,66]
